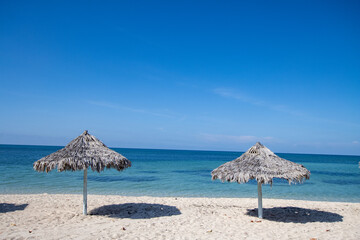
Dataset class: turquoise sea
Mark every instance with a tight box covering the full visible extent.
[1,144,359,202]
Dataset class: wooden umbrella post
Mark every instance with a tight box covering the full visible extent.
[83,168,87,215]
[33,131,132,215]
[257,181,263,218]
[211,142,310,220]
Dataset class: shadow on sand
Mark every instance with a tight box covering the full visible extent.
[0,203,28,213]
[246,207,343,223]
[89,203,181,219]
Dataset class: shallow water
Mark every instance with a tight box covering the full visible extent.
[1,145,359,202]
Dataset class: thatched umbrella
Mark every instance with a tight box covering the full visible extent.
[33,130,131,215]
[211,142,310,218]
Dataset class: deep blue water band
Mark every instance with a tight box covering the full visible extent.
[1,145,359,202]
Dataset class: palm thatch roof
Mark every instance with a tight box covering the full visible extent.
[33,130,131,173]
[211,142,310,185]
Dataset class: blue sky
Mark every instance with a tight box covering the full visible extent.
[1,0,359,155]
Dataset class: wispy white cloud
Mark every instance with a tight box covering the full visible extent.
[214,88,261,105]
[87,101,119,109]
[87,100,182,119]
[213,88,304,116]
[213,88,360,128]
[200,133,274,144]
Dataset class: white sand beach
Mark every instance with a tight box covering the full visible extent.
[1,194,359,240]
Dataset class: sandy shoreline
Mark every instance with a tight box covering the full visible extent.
[1,194,359,240]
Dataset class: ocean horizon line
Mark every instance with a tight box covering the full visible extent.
[1,143,359,157]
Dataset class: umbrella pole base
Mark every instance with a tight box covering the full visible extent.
[258,182,263,218]
[83,168,87,215]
